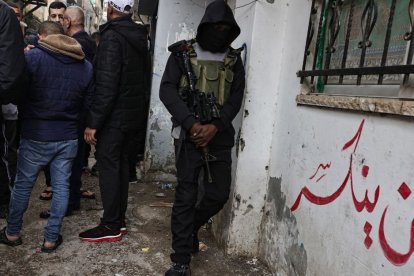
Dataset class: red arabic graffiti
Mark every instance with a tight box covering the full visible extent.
[290,119,380,213]
[379,206,414,266]
[290,119,414,266]
[308,162,331,181]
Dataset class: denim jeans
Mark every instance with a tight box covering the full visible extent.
[7,138,78,242]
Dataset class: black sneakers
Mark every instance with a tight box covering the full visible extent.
[165,263,190,276]
[79,224,121,242]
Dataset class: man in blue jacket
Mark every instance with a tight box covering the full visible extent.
[0,21,93,252]
[0,0,25,219]
[38,4,98,219]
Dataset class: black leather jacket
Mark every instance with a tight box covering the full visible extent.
[87,16,149,131]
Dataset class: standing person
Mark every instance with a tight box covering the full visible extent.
[2,1,24,192]
[38,1,68,202]
[63,6,96,62]
[159,1,245,275]
[6,1,27,34]
[63,5,97,204]
[48,1,66,23]
[38,5,98,220]
[53,5,97,216]
[0,0,25,219]
[0,21,93,252]
[80,0,149,242]
[65,6,98,179]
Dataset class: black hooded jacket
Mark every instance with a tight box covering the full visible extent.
[87,16,149,131]
[0,0,25,104]
[159,0,245,148]
[196,0,241,48]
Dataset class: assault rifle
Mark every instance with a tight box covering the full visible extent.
[168,40,220,183]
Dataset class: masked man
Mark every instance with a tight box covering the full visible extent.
[159,1,245,275]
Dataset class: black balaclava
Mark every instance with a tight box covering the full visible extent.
[196,0,241,53]
[197,24,231,53]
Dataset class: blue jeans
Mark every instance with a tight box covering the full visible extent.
[7,138,78,242]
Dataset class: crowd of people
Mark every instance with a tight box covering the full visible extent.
[0,0,245,275]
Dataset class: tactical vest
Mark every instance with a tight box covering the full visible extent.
[179,42,241,109]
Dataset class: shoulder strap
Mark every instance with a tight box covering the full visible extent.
[224,47,243,69]
[187,40,198,65]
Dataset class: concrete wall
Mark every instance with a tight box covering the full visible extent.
[225,0,289,256]
[226,0,414,275]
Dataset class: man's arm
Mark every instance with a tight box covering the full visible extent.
[159,54,198,131]
[87,31,122,130]
[0,4,25,102]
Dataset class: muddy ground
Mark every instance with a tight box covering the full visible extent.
[0,169,271,276]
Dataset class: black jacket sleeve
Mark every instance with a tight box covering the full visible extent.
[87,30,122,130]
[159,54,198,131]
[212,54,245,132]
[84,74,95,111]
[0,3,25,102]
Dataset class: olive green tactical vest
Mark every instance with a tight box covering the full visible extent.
[179,42,241,109]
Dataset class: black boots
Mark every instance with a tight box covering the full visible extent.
[165,263,190,276]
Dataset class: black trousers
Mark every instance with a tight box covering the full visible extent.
[68,115,87,209]
[96,127,134,229]
[171,140,232,265]
[43,166,51,187]
[127,126,147,178]
[0,118,11,207]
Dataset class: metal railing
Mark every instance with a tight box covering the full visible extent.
[297,0,414,92]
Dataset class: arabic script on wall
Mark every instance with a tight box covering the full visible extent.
[291,119,413,266]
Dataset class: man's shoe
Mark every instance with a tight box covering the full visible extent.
[79,224,121,242]
[0,227,22,247]
[41,234,63,253]
[120,220,127,235]
[0,205,8,219]
[129,174,138,184]
[165,263,190,276]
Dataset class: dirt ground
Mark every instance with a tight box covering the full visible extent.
[0,169,271,276]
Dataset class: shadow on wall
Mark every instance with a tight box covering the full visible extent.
[259,177,307,276]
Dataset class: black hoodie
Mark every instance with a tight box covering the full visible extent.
[196,0,241,51]
[160,0,246,148]
[87,16,149,131]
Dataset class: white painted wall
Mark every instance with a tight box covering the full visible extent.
[225,0,289,256]
[227,0,414,275]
